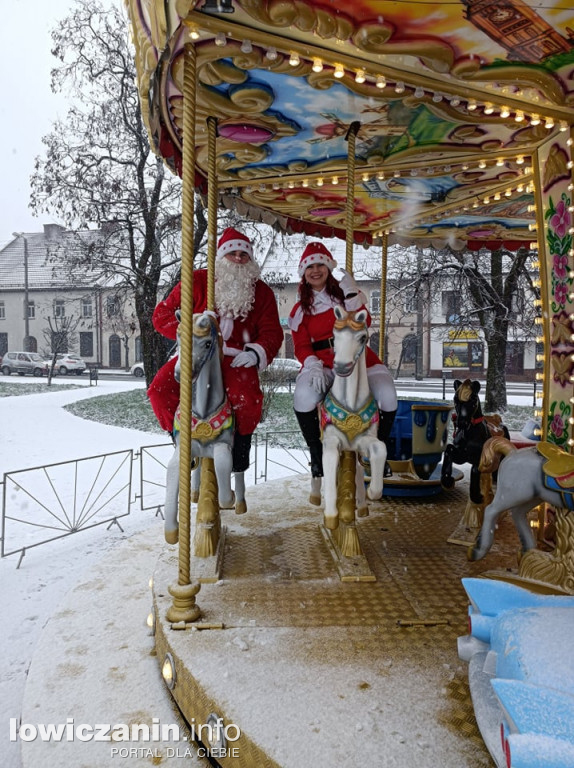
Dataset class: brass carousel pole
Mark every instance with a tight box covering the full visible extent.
[378,233,388,363]
[166,41,200,623]
[336,120,363,558]
[193,115,221,558]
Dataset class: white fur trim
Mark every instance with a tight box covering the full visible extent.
[298,252,337,277]
[217,238,253,260]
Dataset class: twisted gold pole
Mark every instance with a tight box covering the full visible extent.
[194,114,221,558]
[206,116,218,312]
[166,41,200,623]
[344,121,360,273]
[378,232,388,362]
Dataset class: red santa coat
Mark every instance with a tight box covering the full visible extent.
[148,270,283,434]
[289,299,381,369]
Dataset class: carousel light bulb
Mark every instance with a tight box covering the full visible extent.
[240,39,252,53]
[559,121,569,132]
[517,184,524,192]
[494,192,501,201]
[530,114,541,125]
[287,181,295,189]
[395,81,405,93]
[515,110,525,122]
[377,172,385,180]
[189,27,200,40]
[484,103,494,114]
[450,95,461,106]
[289,52,300,66]
[332,176,339,184]
[516,155,525,164]
[259,184,266,192]
[312,57,323,73]
[505,189,512,197]
[483,196,490,204]
[376,75,386,89]
[528,223,537,231]
[462,164,469,171]
[567,137,573,147]
[545,117,555,129]
[567,161,574,170]
[362,173,370,182]
[214,32,227,46]
[317,177,324,186]
[527,204,536,212]
[472,201,479,208]
[500,106,510,118]
[496,158,505,166]
[334,63,345,78]
[478,159,487,169]
[302,179,308,188]
[265,46,278,60]
[355,69,366,84]
[394,170,400,178]
[414,86,424,98]
[467,99,477,110]
[432,92,442,102]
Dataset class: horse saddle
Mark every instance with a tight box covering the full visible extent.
[537,441,574,509]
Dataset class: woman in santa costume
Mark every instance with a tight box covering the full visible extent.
[288,242,397,478]
[148,227,283,472]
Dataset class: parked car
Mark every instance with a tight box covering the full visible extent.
[1,351,50,377]
[47,354,87,376]
[130,361,145,378]
[260,358,301,384]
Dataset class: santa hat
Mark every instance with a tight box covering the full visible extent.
[298,242,337,277]
[217,227,253,260]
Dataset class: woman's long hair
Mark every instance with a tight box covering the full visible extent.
[299,273,345,313]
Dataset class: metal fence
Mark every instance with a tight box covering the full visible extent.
[1,449,133,566]
[1,434,310,566]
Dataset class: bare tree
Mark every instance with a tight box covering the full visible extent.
[29,0,205,386]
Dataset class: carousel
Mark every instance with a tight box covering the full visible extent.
[124,1,574,766]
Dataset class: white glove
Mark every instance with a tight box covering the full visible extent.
[308,360,329,394]
[230,350,258,368]
[338,268,359,297]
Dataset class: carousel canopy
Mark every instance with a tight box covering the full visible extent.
[126,0,574,249]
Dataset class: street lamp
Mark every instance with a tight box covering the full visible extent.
[13,232,30,351]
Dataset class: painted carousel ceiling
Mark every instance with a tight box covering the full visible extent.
[126,0,574,248]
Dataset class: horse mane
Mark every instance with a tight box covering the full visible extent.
[479,435,517,473]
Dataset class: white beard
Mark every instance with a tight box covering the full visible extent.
[215,258,261,320]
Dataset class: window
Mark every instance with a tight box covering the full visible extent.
[80,332,94,358]
[442,291,460,322]
[404,288,417,314]
[27,301,35,319]
[51,331,68,354]
[0,302,4,320]
[54,300,66,318]
[106,296,120,317]
[82,298,93,318]
[370,290,381,315]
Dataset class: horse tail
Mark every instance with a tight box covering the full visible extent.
[478,436,517,473]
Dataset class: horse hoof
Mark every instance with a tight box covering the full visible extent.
[441,477,455,490]
[357,505,369,518]
[219,492,236,510]
[235,499,247,515]
[309,493,321,506]
[324,514,339,530]
[165,529,179,545]
[190,490,199,504]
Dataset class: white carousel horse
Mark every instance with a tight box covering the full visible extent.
[164,311,245,545]
[469,436,570,561]
[319,306,387,529]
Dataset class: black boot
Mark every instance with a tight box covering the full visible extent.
[232,432,252,473]
[295,409,323,477]
[377,409,397,478]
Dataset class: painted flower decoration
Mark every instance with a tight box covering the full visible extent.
[554,281,569,307]
[550,412,565,439]
[549,198,570,239]
[553,252,568,280]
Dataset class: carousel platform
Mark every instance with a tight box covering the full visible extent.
[151,474,529,768]
[21,471,533,767]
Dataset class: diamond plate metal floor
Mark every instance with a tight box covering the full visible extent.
[153,473,523,767]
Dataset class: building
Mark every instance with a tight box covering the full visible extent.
[0,226,141,368]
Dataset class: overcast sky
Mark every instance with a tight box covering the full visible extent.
[0,0,81,247]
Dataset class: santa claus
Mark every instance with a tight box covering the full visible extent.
[148,227,283,472]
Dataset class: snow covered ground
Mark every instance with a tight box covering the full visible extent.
[0,376,532,767]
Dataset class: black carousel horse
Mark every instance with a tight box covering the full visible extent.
[441,379,509,507]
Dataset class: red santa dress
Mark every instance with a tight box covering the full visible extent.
[148,270,283,434]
